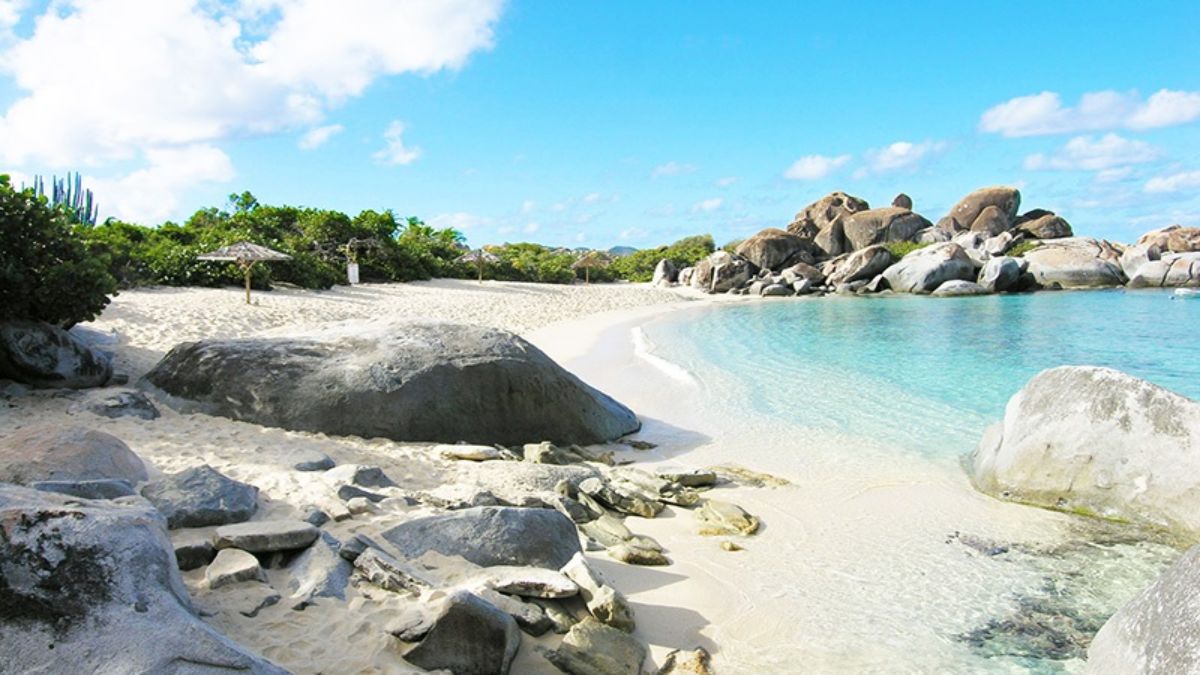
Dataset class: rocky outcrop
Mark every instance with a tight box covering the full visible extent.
[735,228,817,271]
[1014,210,1073,239]
[823,245,894,287]
[1086,544,1200,673]
[841,207,931,251]
[382,506,582,569]
[0,485,286,674]
[144,322,640,446]
[1022,237,1126,289]
[1136,224,1200,253]
[690,251,754,293]
[971,367,1200,539]
[931,280,988,296]
[0,425,148,486]
[939,186,1021,233]
[1126,252,1200,288]
[0,321,112,389]
[881,243,977,294]
[786,191,870,249]
[969,205,1010,237]
[141,464,259,529]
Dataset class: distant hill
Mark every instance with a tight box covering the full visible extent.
[607,246,638,257]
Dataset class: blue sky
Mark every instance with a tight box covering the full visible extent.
[1,1,1198,248]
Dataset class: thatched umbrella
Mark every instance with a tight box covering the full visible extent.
[572,250,613,284]
[197,241,292,304]
[455,248,501,284]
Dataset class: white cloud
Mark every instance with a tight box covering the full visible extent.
[862,140,945,174]
[1023,134,1160,171]
[297,123,344,150]
[522,222,539,233]
[88,144,235,222]
[715,176,738,187]
[428,211,490,231]
[1095,167,1134,183]
[0,0,501,216]
[651,161,697,178]
[1145,170,1200,194]
[582,192,602,204]
[520,199,536,214]
[980,89,1200,137]
[783,154,851,181]
[372,120,421,165]
[619,227,647,240]
[691,197,723,213]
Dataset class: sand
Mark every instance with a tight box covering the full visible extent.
[1,279,1168,673]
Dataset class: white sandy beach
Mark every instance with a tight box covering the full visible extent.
[0,279,1169,674]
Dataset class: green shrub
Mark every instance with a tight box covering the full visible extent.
[609,234,715,282]
[721,239,743,254]
[884,241,931,259]
[1007,240,1041,257]
[0,176,117,326]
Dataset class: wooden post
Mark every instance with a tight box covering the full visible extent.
[241,261,253,304]
[585,267,590,284]
[478,257,484,284]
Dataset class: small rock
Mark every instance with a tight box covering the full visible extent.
[534,598,580,634]
[524,441,581,465]
[302,507,330,527]
[548,494,596,524]
[623,440,656,450]
[338,533,381,563]
[80,389,160,420]
[293,452,335,472]
[543,617,647,675]
[206,548,266,589]
[578,477,663,519]
[354,547,434,593]
[174,537,216,571]
[438,444,505,462]
[658,647,715,674]
[346,497,376,515]
[608,543,670,566]
[721,541,744,552]
[141,464,258,529]
[892,193,913,210]
[476,566,579,599]
[337,484,387,502]
[657,469,717,488]
[213,520,319,553]
[697,500,760,536]
[709,463,790,488]
[325,464,395,488]
[475,586,554,636]
[287,531,352,602]
[401,590,521,675]
[579,512,636,548]
[561,553,635,632]
[31,478,134,500]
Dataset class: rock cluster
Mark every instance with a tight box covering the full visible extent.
[665,186,1200,298]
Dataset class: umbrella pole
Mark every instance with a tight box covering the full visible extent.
[243,261,253,304]
[478,258,484,284]
[585,267,590,284]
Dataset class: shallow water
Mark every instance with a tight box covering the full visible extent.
[628,289,1198,673]
[646,289,1200,458]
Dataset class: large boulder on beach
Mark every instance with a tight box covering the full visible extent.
[735,228,817,271]
[0,425,147,486]
[1087,544,1200,673]
[690,251,754,293]
[881,243,977,294]
[939,186,1021,233]
[1022,237,1126,288]
[978,256,1026,293]
[144,322,639,446]
[382,506,582,569]
[651,259,678,286]
[1137,225,1200,253]
[842,207,932,251]
[971,366,1200,539]
[0,485,286,674]
[786,191,869,240]
[0,321,112,388]
[400,590,521,675]
[824,245,895,286]
[1013,210,1073,239]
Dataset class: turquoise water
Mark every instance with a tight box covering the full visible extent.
[645,289,1200,458]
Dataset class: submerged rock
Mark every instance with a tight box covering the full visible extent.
[144,321,639,446]
[0,321,112,389]
[0,425,147,486]
[382,506,582,569]
[971,366,1200,538]
[141,464,258,529]
[0,485,286,674]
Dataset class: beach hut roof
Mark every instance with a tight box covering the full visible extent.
[197,241,292,262]
[571,251,613,269]
[456,249,501,264]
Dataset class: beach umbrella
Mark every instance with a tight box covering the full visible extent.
[455,248,501,284]
[197,241,292,304]
[571,250,613,284]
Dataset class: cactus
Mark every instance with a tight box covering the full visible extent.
[29,172,99,226]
